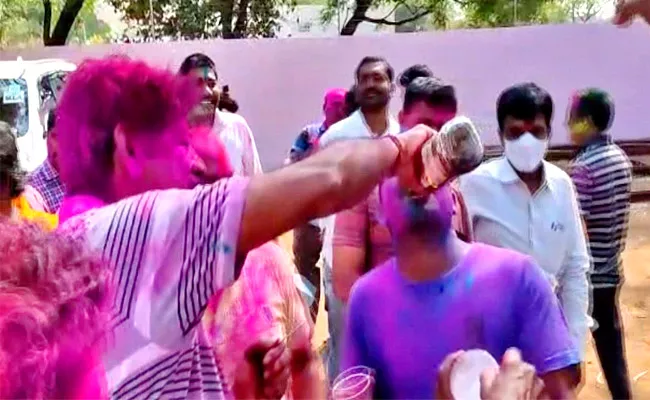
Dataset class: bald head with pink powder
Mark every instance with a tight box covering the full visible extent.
[379,177,454,243]
[323,88,347,128]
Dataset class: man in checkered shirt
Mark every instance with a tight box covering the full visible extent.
[26,108,66,213]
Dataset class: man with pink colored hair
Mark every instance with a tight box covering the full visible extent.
[0,220,110,399]
[55,55,432,399]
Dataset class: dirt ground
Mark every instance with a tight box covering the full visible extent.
[296,201,650,399]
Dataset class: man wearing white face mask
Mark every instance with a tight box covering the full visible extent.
[459,83,591,363]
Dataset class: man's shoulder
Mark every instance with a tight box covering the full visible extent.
[467,158,504,179]
[320,113,363,146]
[59,191,165,236]
[301,122,323,134]
[459,158,505,192]
[544,161,575,192]
[349,259,396,300]
[467,243,544,288]
[469,243,532,271]
[27,161,49,182]
[218,111,251,130]
[579,142,632,174]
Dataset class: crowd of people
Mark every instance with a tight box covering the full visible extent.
[0,0,647,398]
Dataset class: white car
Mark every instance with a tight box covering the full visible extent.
[0,58,76,172]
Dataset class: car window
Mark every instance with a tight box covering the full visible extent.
[38,71,70,131]
[0,79,28,137]
[39,71,69,104]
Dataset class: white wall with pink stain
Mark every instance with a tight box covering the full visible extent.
[2,23,649,169]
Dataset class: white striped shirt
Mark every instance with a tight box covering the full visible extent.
[59,178,248,400]
[569,135,632,288]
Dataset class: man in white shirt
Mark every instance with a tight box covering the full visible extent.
[319,56,400,381]
[320,56,400,147]
[179,53,262,176]
[459,82,591,360]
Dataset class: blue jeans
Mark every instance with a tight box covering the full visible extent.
[322,259,345,383]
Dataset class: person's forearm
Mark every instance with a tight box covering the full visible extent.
[542,367,580,400]
[237,137,399,257]
[559,268,590,358]
[332,248,364,303]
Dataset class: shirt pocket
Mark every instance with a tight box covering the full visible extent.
[538,213,569,275]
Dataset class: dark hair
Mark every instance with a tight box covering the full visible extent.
[0,121,24,198]
[398,64,433,88]
[218,89,239,113]
[178,53,218,79]
[344,85,359,116]
[355,56,394,82]
[403,77,457,113]
[496,83,553,132]
[572,88,614,132]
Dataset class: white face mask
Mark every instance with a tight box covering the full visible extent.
[503,132,548,173]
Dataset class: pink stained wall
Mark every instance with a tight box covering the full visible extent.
[2,23,649,170]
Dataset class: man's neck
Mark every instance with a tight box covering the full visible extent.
[395,233,469,282]
[515,165,544,194]
[47,157,59,174]
[361,108,389,136]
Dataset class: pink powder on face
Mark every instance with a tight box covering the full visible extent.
[55,56,200,197]
[190,125,234,182]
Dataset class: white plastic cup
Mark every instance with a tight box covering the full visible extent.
[331,366,376,400]
[450,349,499,400]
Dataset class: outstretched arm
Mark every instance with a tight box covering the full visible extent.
[237,126,431,259]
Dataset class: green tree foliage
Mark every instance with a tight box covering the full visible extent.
[321,0,607,35]
[461,0,556,27]
[539,0,606,23]
[109,0,296,39]
[0,0,110,48]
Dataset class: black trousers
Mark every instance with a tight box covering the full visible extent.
[292,223,322,321]
[592,286,632,399]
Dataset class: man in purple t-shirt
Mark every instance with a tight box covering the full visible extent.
[342,177,581,399]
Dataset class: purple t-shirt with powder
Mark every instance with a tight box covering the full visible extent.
[342,242,580,399]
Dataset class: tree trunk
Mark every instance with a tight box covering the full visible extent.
[219,0,236,38]
[43,0,52,43]
[232,0,250,38]
[44,0,85,46]
[340,0,371,36]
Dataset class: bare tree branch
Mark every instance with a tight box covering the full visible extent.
[362,9,430,25]
[378,3,402,21]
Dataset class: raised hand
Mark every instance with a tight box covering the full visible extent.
[435,350,465,399]
[391,124,435,196]
[234,336,291,399]
[480,348,545,400]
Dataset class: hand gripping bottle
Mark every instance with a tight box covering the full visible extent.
[420,116,484,190]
